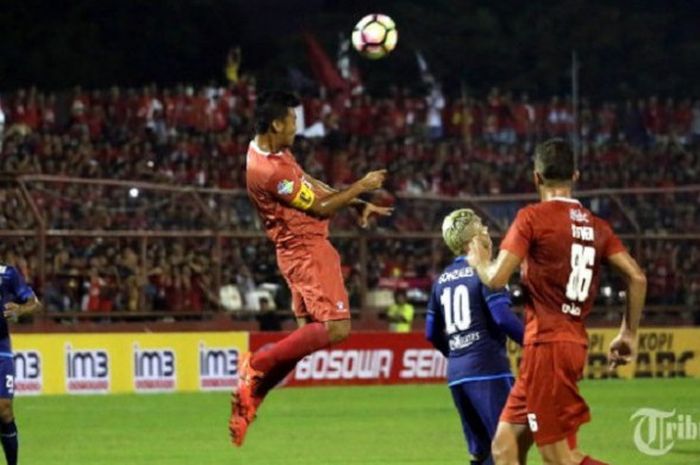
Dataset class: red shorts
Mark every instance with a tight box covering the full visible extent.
[276,239,350,322]
[500,342,591,446]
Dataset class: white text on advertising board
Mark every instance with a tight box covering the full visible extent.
[295,350,393,381]
[400,349,447,379]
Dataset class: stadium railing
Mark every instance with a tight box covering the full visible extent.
[2,174,698,327]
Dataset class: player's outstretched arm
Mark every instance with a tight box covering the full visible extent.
[305,175,393,227]
[607,251,647,369]
[468,232,522,289]
[304,170,388,218]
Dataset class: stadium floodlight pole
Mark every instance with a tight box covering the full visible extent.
[571,50,580,165]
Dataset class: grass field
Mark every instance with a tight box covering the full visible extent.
[17,378,700,464]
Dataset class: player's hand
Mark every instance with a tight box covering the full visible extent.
[3,302,22,320]
[358,202,393,228]
[357,170,388,192]
[468,228,492,266]
[608,330,636,371]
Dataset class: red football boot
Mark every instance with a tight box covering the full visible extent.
[229,352,264,446]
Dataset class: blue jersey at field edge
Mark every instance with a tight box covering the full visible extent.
[426,256,519,386]
[0,265,35,353]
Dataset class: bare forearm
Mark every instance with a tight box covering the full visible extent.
[622,275,646,334]
[473,261,509,289]
[473,263,492,287]
[314,182,366,217]
[308,176,366,207]
[20,296,42,316]
[608,252,647,335]
[308,177,336,195]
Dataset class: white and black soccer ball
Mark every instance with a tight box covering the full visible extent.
[351,14,398,60]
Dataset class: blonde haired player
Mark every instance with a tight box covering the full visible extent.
[426,208,523,465]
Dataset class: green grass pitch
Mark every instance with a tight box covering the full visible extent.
[18,378,699,464]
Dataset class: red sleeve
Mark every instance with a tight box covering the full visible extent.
[500,208,533,259]
[263,158,316,210]
[263,161,304,204]
[600,220,626,258]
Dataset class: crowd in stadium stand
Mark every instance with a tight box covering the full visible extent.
[0,81,699,317]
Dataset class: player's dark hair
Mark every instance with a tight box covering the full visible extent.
[254,90,300,134]
[533,138,576,183]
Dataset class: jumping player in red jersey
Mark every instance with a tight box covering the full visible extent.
[468,139,647,465]
[229,90,392,446]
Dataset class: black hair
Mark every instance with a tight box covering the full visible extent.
[254,90,300,134]
[533,138,576,182]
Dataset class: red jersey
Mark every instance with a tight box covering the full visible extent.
[246,141,328,246]
[500,198,625,346]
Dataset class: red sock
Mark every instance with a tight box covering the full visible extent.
[250,322,330,374]
[581,456,610,465]
[255,359,298,398]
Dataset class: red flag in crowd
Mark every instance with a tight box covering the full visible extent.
[303,32,347,93]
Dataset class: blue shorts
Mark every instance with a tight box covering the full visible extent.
[449,375,514,461]
[0,355,15,399]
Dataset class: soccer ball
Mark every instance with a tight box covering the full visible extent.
[351,14,398,60]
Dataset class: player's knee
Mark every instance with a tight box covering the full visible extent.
[491,432,515,465]
[0,401,14,423]
[491,441,507,465]
[325,319,351,344]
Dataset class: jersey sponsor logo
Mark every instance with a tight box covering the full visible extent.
[571,224,595,241]
[400,349,447,379]
[133,345,175,392]
[65,345,110,393]
[277,179,294,195]
[449,331,481,351]
[438,266,474,284]
[199,343,238,391]
[561,303,582,316]
[570,208,590,223]
[294,350,393,381]
[13,350,41,395]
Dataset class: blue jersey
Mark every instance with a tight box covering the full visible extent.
[426,256,521,386]
[0,265,35,353]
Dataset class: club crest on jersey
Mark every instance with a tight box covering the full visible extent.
[277,179,294,195]
[570,209,590,223]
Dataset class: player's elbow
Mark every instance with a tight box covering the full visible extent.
[629,270,647,289]
[308,202,333,218]
[27,296,42,315]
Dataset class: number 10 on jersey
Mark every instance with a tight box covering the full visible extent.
[440,285,472,335]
